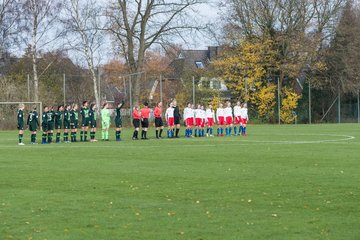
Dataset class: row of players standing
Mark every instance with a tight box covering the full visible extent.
[17,99,248,144]
[17,101,124,144]
[130,99,249,140]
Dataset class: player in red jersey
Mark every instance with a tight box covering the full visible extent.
[132,106,141,140]
[153,102,164,139]
[140,102,151,139]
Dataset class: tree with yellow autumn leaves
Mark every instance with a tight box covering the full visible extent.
[213,38,301,123]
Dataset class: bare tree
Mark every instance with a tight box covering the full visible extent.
[106,0,205,105]
[23,0,62,102]
[62,0,104,110]
[0,0,22,53]
[221,0,346,85]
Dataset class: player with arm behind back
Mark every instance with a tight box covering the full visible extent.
[132,106,141,140]
[89,103,97,142]
[54,105,64,143]
[17,104,25,145]
[233,101,241,136]
[154,102,164,139]
[240,103,249,136]
[70,104,79,142]
[27,106,40,144]
[140,102,151,140]
[80,101,90,142]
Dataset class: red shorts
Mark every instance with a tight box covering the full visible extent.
[226,116,233,125]
[240,118,247,126]
[195,118,203,127]
[167,117,174,127]
[207,118,214,127]
[217,116,225,126]
[234,116,241,124]
[186,118,194,127]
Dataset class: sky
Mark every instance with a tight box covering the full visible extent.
[181,0,222,50]
[12,0,223,65]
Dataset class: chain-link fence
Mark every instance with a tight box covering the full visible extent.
[1,72,359,130]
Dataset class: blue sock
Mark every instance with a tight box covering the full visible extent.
[195,129,198,137]
[185,129,188,137]
[217,128,220,135]
[225,128,229,136]
[210,128,213,135]
[239,126,243,134]
[229,127,232,135]
[190,129,192,136]
[202,129,205,136]
[206,128,209,134]
[243,127,246,135]
[234,126,237,134]
[221,128,224,135]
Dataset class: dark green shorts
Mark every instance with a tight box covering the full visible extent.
[29,124,37,132]
[17,123,24,130]
[90,120,97,128]
[82,118,90,127]
[48,122,54,131]
[115,118,122,128]
[42,123,48,132]
[64,121,70,129]
[55,123,62,130]
[71,121,78,129]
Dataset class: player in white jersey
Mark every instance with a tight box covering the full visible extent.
[194,104,202,137]
[216,103,225,136]
[197,105,206,137]
[240,103,249,136]
[224,101,233,136]
[205,104,215,137]
[233,101,242,135]
[165,102,175,138]
[183,103,194,137]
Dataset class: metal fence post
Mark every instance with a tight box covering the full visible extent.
[278,76,281,125]
[309,77,311,124]
[192,76,195,106]
[160,74,163,104]
[63,73,66,105]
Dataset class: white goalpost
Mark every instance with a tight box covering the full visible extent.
[0,102,43,129]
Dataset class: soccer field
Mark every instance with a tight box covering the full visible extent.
[0,124,359,239]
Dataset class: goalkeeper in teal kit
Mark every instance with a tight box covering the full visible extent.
[101,103,111,141]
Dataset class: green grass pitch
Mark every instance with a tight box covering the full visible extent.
[0,124,359,239]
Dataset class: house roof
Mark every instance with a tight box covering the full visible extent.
[167,46,221,80]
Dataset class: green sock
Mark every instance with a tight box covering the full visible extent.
[102,131,105,139]
[105,131,109,140]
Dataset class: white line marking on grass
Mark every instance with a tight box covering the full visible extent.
[0,134,355,147]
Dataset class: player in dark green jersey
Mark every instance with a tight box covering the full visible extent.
[89,103,97,142]
[70,103,79,142]
[63,105,71,143]
[47,106,55,143]
[17,103,25,145]
[27,106,40,144]
[80,101,90,141]
[55,105,64,143]
[41,106,49,144]
[115,101,124,141]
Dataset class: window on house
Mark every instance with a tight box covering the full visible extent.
[195,61,204,69]
[212,80,221,89]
